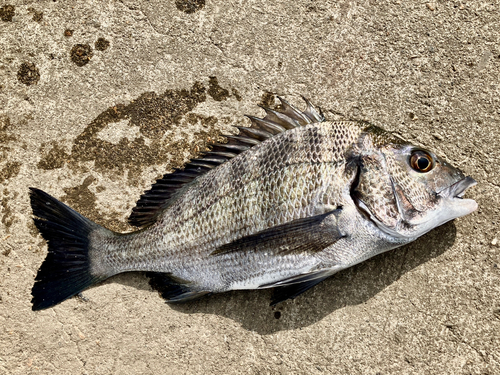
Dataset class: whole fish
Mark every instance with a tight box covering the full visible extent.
[30,97,477,310]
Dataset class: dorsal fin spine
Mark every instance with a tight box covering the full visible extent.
[246,115,287,134]
[128,96,326,227]
[236,126,273,141]
[277,96,312,125]
[207,151,238,158]
[225,135,260,145]
[211,143,248,153]
[259,106,300,129]
[301,96,324,122]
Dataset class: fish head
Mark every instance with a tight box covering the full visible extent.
[350,130,477,240]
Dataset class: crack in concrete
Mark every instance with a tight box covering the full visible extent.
[446,325,489,364]
[408,299,490,364]
[117,0,168,36]
[207,35,250,73]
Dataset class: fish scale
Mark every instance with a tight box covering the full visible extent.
[142,123,360,257]
[29,97,477,310]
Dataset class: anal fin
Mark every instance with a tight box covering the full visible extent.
[260,269,336,306]
[270,275,330,306]
[146,272,211,303]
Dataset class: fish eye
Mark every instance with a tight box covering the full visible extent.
[410,150,433,173]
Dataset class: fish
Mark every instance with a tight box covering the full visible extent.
[29,97,478,310]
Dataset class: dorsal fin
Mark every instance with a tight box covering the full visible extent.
[128,97,325,227]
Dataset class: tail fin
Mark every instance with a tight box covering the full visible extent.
[29,188,106,310]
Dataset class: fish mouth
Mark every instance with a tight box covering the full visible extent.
[438,176,477,199]
[437,176,478,216]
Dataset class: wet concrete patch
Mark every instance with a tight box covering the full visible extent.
[175,0,205,14]
[61,176,119,228]
[27,8,43,22]
[1,197,14,229]
[0,5,15,22]
[61,176,97,218]
[0,162,21,184]
[70,44,93,66]
[0,116,16,146]
[208,76,230,102]
[69,82,206,181]
[37,142,70,170]
[1,190,18,231]
[95,38,110,51]
[17,62,40,86]
[60,176,135,231]
[259,91,276,107]
[119,81,206,138]
[232,88,242,101]
[37,82,225,188]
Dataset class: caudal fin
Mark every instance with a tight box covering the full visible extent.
[29,188,105,310]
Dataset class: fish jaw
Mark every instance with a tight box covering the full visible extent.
[398,176,478,239]
[436,176,478,219]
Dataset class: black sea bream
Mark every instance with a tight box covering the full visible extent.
[30,98,477,310]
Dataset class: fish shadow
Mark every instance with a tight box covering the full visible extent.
[113,221,457,335]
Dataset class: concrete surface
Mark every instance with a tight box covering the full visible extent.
[1,0,499,374]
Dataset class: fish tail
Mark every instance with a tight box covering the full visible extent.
[29,187,109,311]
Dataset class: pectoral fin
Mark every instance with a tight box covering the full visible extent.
[211,209,345,257]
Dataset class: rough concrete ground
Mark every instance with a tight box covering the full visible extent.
[0,0,499,374]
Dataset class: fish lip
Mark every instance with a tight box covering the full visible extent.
[438,176,477,199]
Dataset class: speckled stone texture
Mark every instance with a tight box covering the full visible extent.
[0,1,498,374]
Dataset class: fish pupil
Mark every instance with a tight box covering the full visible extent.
[417,157,429,170]
[410,150,433,172]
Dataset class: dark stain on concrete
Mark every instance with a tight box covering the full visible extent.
[64,29,73,37]
[232,88,242,101]
[27,219,41,240]
[1,190,18,231]
[61,175,97,220]
[17,62,40,86]
[27,7,43,22]
[61,176,133,232]
[0,117,17,176]
[67,81,214,184]
[175,0,205,14]
[0,5,15,22]
[70,44,93,66]
[1,198,13,229]
[259,91,276,108]
[208,76,230,102]
[0,162,21,184]
[0,116,16,146]
[95,38,110,51]
[36,82,227,228]
[37,142,70,170]
[124,82,206,138]
[184,112,218,129]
